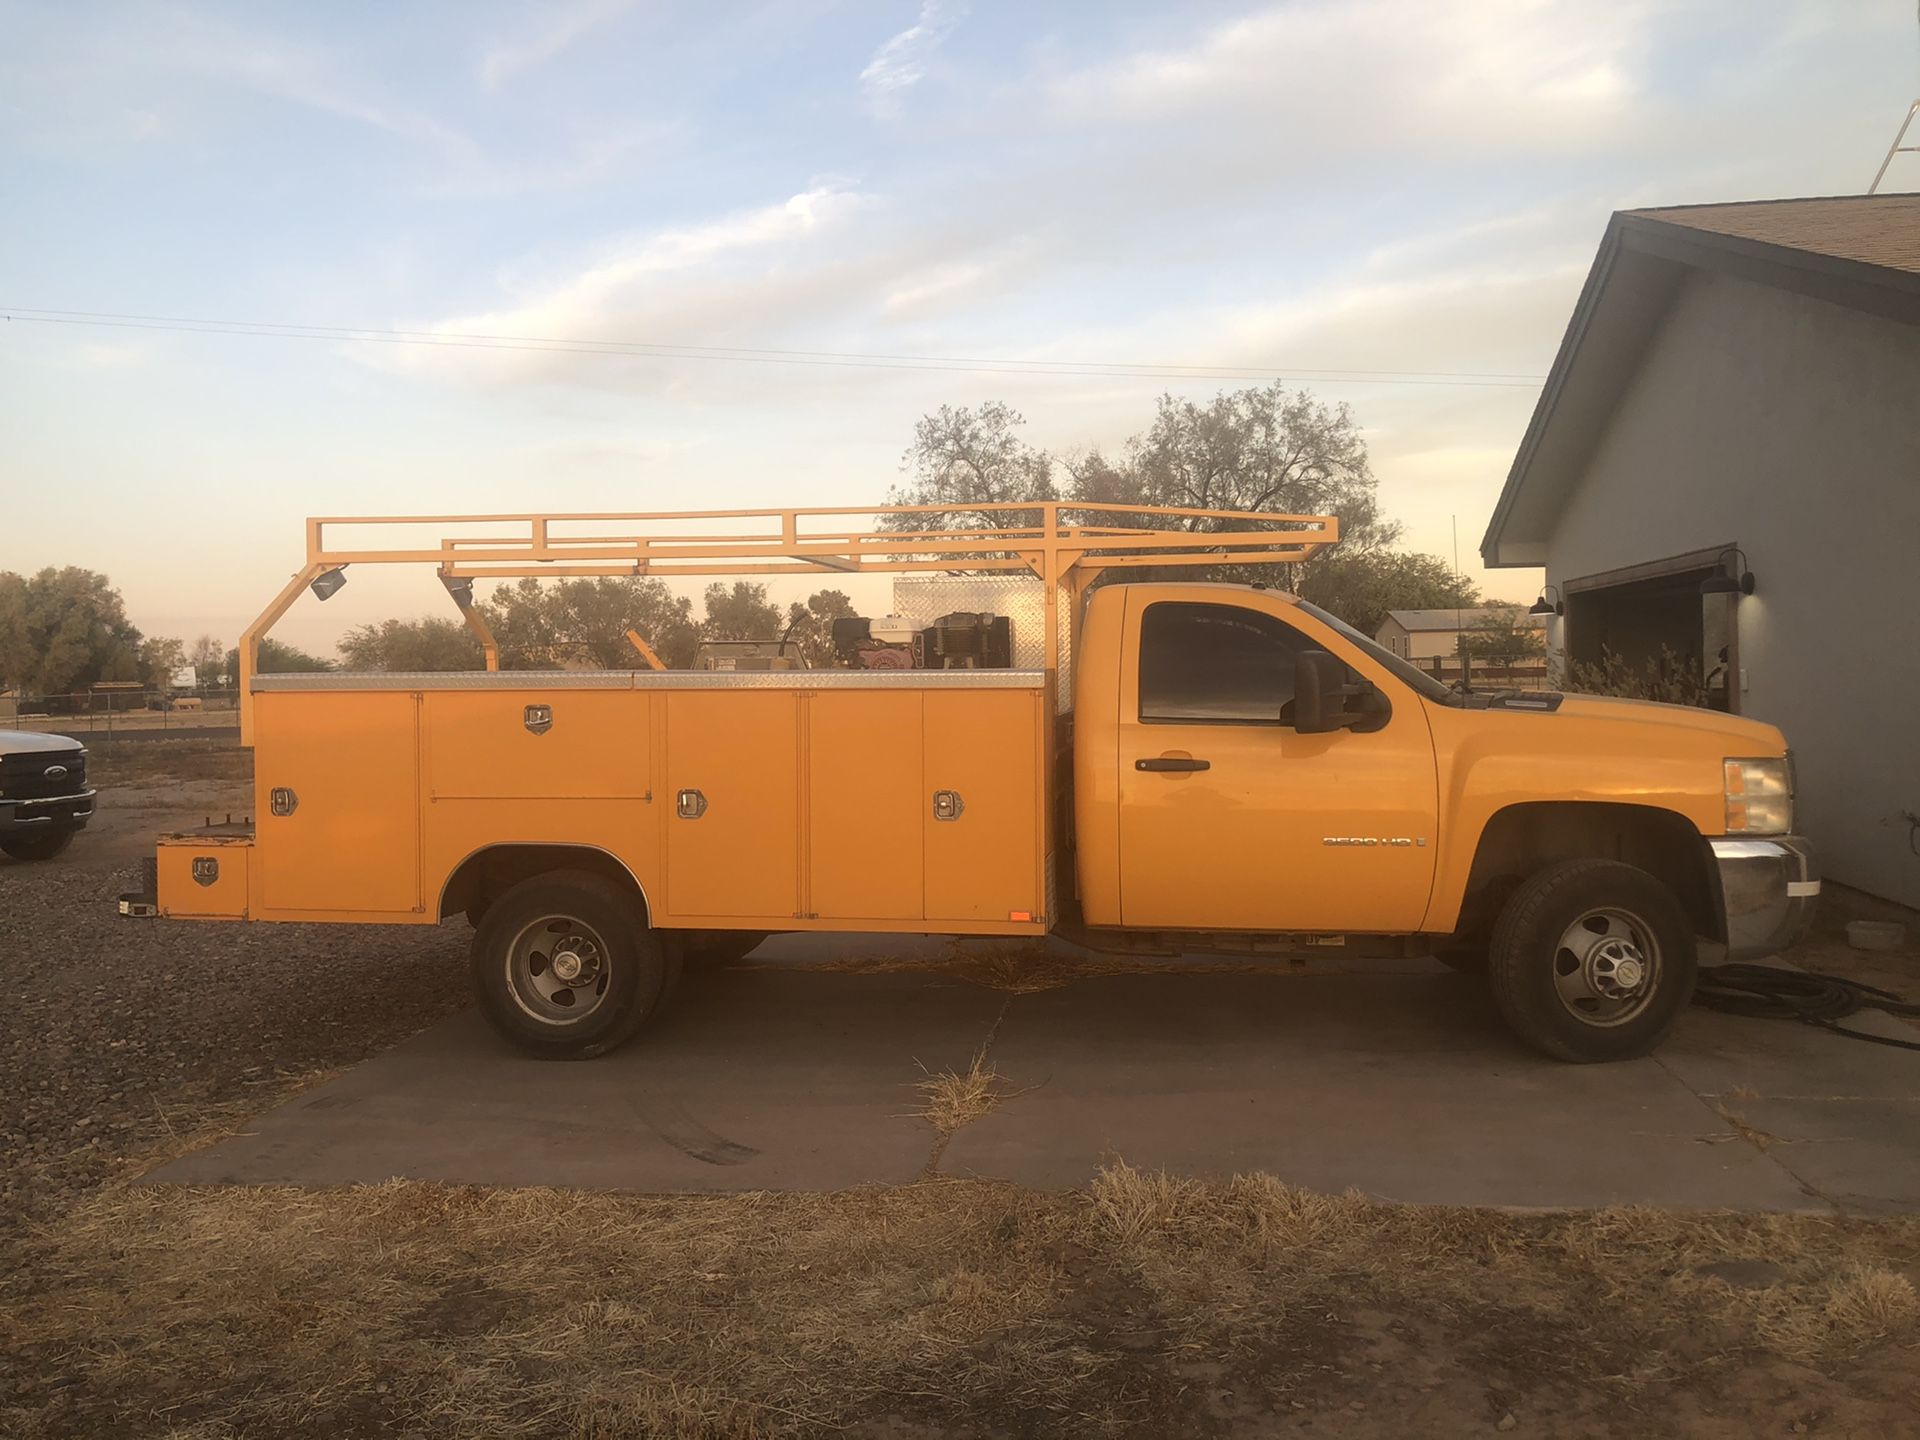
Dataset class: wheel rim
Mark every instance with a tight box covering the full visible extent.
[505,914,614,1027]
[1551,906,1661,1028]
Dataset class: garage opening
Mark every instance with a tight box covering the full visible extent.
[1563,546,1739,711]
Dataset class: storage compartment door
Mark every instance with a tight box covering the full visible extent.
[665,691,800,919]
[157,839,251,919]
[807,690,923,921]
[923,690,1043,923]
[256,692,422,914]
[427,691,648,799]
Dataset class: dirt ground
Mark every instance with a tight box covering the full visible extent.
[3,738,1918,1438]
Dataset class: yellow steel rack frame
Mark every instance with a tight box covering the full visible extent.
[239,501,1338,742]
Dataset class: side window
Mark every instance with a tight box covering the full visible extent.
[1138,601,1311,724]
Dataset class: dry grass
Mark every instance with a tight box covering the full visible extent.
[916,1045,1010,1135]
[87,737,252,787]
[5,1158,1918,1438]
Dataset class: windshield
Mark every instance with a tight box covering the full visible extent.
[1294,599,1459,706]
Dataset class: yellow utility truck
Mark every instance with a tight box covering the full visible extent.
[121,504,1818,1063]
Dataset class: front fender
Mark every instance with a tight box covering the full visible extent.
[1421,701,1727,933]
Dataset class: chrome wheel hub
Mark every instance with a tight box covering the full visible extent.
[1552,907,1660,1028]
[505,916,612,1026]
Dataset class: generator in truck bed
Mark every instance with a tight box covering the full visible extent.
[123,502,1819,1064]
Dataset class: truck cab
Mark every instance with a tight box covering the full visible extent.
[1074,582,1817,1058]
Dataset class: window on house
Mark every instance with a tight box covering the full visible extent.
[1138,601,1313,724]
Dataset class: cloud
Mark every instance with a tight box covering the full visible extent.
[376,183,879,387]
[147,13,480,163]
[881,261,990,319]
[860,1,966,115]
[480,0,641,90]
[1044,0,1649,154]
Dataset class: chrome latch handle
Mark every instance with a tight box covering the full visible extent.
[676,788,708,820]
[932,789,964,821]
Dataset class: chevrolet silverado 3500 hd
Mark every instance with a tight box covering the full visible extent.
[120,504,1816,1063]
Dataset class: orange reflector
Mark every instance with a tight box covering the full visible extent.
[1009,910,1033,922]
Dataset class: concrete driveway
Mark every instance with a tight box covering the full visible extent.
[150,937,1920,1212]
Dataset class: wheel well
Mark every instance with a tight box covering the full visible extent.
[1455,803,1719,944]
[438,844,650,924]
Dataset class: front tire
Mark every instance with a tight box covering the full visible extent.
[1,830,76,863]
[1488,859,1696,1063]
[471,871,668,1059]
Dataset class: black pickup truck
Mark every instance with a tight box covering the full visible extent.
[0,730,94,862]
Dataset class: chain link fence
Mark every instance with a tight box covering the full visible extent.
[0,685,241,736]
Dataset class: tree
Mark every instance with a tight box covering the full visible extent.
[339,617,485,672]
[188,634,225,688]
[139,634,187,690]
[1102,382,1393,589]
[700,581,784,642]
[893,384,1394,591]
[783,589,858,668]
[884,401,1056,530]
[0,567,144,697]
[1297,550,1480,637]
[223,638,336,682]
[488,577,699,669]
[1458,606,1546,668]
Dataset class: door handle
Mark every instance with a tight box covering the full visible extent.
[1135,757,1210,772]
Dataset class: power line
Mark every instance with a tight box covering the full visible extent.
[0,306,1548,388]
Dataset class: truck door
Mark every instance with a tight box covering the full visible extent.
[1115,593,1437,934]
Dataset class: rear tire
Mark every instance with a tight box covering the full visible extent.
[471,871,667,1060]
[1,830,76,863]
[1488,859,1696,1063]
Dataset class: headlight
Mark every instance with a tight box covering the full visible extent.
[1724,756,1792,835]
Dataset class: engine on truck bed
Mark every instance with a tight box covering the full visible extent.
[831,611,1013,670]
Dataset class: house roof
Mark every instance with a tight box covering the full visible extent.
[1382,607,1547,633]
[1480,194,1920,569]
[1628,195,1920,275]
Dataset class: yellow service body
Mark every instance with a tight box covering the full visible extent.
[156,671,1051,936]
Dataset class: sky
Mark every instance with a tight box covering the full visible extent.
[3,0,1917,653]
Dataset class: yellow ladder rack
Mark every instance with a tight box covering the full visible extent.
[238,501,1338,741]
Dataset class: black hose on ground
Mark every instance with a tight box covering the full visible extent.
[1693,963,1920,1052]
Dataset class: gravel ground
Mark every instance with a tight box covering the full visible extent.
[0,824,468,1226]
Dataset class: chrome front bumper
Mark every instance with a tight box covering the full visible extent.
[0,789,96,833]
[1709,835,1819,960]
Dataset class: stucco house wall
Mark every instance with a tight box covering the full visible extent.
[1404,631,1457,662]
[1542,267,1920,906]
[1375,617,1413,657]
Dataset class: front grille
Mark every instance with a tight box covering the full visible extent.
[0,749,89,802]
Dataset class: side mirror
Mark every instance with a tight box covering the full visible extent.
[1294,649,1376,734]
